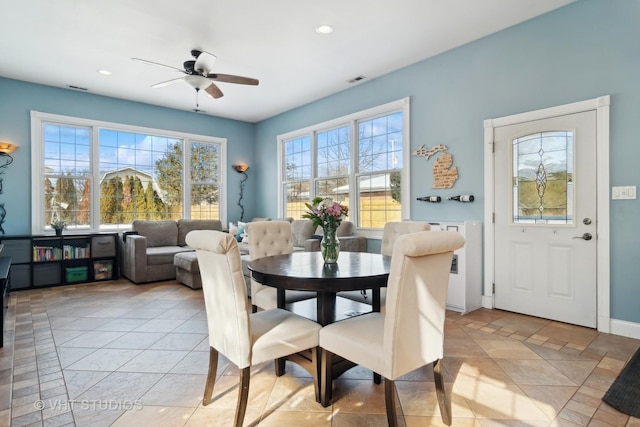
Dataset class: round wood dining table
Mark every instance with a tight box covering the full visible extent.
[248,251,391,326]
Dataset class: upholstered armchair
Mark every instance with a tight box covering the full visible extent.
[319,230,465,426]
[186,230,321,427]
[246,221,316,311]
[339,220,431,306]
[303,220,367,253]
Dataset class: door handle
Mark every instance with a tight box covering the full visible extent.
[573,233,593,241]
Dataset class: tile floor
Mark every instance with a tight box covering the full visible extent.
[0,279,639,426]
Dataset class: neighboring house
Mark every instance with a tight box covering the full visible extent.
[100,167,166,203]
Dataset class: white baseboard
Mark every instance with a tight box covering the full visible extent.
[609,318,640,340]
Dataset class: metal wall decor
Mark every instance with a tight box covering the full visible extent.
[233,164,249,222]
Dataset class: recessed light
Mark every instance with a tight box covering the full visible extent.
[315,25,334,34]
[97,69,112,75]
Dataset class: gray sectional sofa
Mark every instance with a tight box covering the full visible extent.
[120,219,222,286]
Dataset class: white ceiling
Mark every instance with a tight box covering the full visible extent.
[0,0,574,123]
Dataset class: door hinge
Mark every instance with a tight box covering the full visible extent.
[492,212,495,223]
[492,283,495,294]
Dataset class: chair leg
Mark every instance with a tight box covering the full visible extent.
[275,357,286,376]
[234,367,251,427]
[310,346,320,403]
[384,378,398,427]
[202,347,219,406]
[320,349,333,407]
[434,359,451,426]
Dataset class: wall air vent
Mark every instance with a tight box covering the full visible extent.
[347,75,366,84]
[68,85,88,91]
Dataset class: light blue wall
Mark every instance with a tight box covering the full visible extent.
[254,0,640,323]
[0,77,256,233]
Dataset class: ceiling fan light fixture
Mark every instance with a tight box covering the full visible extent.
[184,75,211,90]
[315,25,334,34]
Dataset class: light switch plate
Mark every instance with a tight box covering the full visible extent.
[612,186,637,200]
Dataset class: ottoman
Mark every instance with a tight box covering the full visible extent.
[174,251,201,289]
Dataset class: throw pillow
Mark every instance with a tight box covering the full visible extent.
[236,221,247,242]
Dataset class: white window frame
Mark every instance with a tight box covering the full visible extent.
[30,111,227,233]
[277,97,410,239]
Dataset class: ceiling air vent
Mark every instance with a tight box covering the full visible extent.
[347,75,366,84]
[68,85,88,91]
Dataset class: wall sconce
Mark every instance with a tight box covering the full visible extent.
[0,141,19,235]
[233,164,249,222]
[0,141,19,154]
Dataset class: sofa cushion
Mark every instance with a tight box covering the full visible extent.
[291,220,316,248]
[313,220,355,237]
[337,221,354,237]
[147,246,192,266]
[174,251,199,273]
[132,220,178,247]
[177,219,223,246]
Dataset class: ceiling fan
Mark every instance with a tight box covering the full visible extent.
[132,49,259,110]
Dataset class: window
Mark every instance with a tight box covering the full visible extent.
[31,112,226,233]
[512,131,573,224]
[278,98,409,234]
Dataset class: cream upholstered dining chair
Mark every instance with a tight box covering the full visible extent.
[319,230,465,426]
[247,220,315,312]
[185,230,321,427]
[339,221,431,306]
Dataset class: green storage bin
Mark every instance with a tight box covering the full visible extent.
[66,266,88,283]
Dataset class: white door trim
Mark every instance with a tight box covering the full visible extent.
[483,95,611,332]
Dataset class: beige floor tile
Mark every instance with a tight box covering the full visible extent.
[519,385,578,420]
[495,359,577,386]
[141,373,207,407]
[258,409,332,426]
[537,324,598,348]
[66,348,142,371]
[265,375,328,413]
[454,377,550,421]
[445,338,491,358]
[186,406,263,427]
[205,373,275,413]
[148,332,207,351]
[116,349,189,373]
[76,371,163,402]
[111,404,196,427]
[547,360,599,386]
[63,370,111,400]
[331,378,386,415]
[474,339,542,360]
[444,357,513,386]
[332,412,391,427]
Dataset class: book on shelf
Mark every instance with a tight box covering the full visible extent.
[33,246,62,262]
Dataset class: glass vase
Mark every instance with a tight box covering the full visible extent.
[321,224,340,264]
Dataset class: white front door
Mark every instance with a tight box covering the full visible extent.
[493,111,597,327]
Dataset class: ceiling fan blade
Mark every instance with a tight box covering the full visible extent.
[193,50,217,75]
[132,57,186,74]
[204,83,224,99]
[205,73,259,85]
[151,77,184,88]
